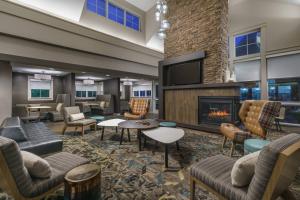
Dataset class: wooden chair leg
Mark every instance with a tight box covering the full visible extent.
[230,141,236,157]
[190,177,195,200]
[221,136,227,151]
[81,126,84,136]
[62,125,67,135]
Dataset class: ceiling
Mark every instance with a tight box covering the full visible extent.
[125,0,156,11]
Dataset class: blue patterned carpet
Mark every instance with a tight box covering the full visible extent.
[0,125,299,200]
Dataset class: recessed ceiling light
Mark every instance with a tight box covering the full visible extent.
[105,74,110,77]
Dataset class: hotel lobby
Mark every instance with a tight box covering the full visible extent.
[0,0,300,199]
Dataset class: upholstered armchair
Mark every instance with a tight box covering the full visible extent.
[0,136,89,200]
[48,103,64,122]
[220,100,281,156]
[190,133,300,200]
[91,94,115,115]
[124,98,150,120]
[62,106,96,136]
[48,94,71,122]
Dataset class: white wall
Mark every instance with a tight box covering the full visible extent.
[0,62,12,123]
[229,0,300,54]
[9,0,85,21]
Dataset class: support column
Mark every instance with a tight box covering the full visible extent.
[103,78,120,113]
[0,61,12,122]
[260,25,268,100]
[63,73,76,106]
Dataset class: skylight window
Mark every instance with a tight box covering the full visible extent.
[126,11,140,31]
[86,1,140,32]
[87,0,106,17]
[108,3,124,25]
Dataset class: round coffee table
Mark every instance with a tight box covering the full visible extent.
[64,164,101,200]
[118,119,159,150]
[142,127,185,168]
[97,119,126,140]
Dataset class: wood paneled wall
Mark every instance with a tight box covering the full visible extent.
[164,88,239,125]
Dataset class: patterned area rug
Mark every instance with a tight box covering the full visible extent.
[1,127,300,200]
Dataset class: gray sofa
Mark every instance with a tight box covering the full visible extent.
[0,117,62,155]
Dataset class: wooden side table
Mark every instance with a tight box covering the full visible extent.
[64,164,101,200]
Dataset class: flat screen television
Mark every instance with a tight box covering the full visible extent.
[166,61,202,86]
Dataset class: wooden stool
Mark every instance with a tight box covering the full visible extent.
[64,164,101,200]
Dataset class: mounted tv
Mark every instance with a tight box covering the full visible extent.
[166,60,202,86]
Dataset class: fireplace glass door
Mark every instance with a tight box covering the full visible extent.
[198,97,238,125]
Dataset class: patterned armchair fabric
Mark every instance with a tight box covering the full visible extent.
[220,100,281,156]
[238,100,281,138]
[124,98,150,120]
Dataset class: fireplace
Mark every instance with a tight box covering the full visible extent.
[198,96,240,125]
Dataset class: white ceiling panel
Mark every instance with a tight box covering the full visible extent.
[125,0,156,11]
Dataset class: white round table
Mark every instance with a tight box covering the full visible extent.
[142,127,185,168]
[97,119,126,140]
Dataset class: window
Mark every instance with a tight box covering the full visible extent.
[146,90,151,97]
[268,79,300,102]
[133,91,139,97]
[28,78,53,100]
[88,91,97,98]
[126,11,140,31]
[240,82,261,101]
[76,82,97,99]
[87,0,106,17]
[140,91,146,97]
[108,3,124,25]
[235,31,261,57]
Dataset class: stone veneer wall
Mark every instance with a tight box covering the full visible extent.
[165,0,229,84]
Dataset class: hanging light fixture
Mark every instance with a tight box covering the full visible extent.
[161,19,170,30]
[155,0,170,39]
[158,29,166,39]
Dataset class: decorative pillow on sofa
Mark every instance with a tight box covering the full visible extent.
[231,151,260,187]
[0,117,28,142]
[70,113,85,121]
[21,151,52,178]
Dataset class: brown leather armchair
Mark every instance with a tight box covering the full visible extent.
[124,98,150,120]
[220,100,281,156]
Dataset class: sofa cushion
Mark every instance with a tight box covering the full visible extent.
[190,155,247,200]
[21,151,52,178]
[70,113,85,122]
[18,122,63,155]
[68,119,96,126]
[231,151,260,187]
[29,152,89,197]
[0,117,28,142]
